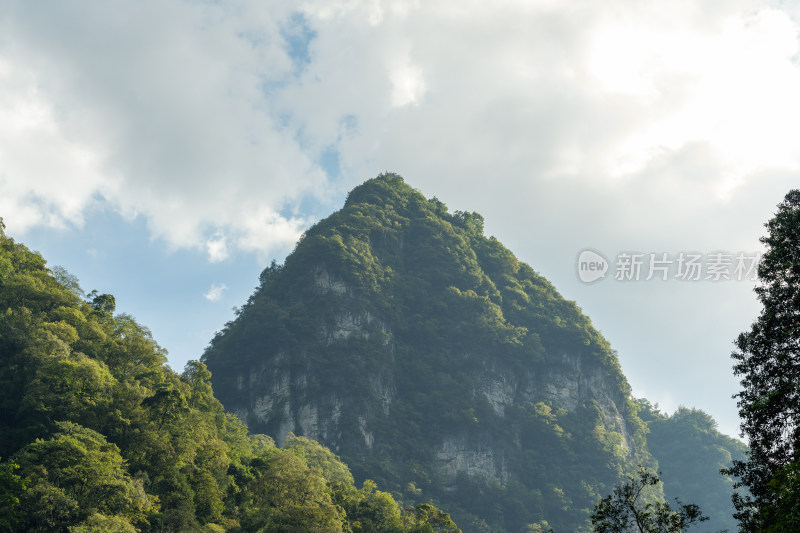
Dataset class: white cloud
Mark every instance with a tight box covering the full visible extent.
[390,61,426,107]
[204,283,228,302]
[586,8,800,191]
[235,207,312,260]
[0,56,110,232]
[206,234,229,263]
[0,0,322,254]
[4,1,799,250]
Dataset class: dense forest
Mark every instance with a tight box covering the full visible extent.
[0,219,459,532]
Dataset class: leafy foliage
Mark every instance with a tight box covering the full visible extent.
[0,221,456,532]
[590,468,708,533]
[725,189,800,532]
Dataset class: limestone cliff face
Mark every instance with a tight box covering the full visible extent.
[215,265,640,498]
[228,271,391,453]
[203,174,649,533]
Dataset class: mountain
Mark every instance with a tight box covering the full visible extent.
[203,173,656,532]
[0,220,459,532]
[637,400,748,533]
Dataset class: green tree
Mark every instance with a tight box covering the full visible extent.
[0,458,24,532]
[590,468,708,533]
[68,512,138,533]
[332,479,405,532]
[50,266,84,297]
[14,422,154,531]
[241,450,346,533]
[284,433,355,485]
[181,360,222,412]
[404,503,462,533]
[725,189,800,532]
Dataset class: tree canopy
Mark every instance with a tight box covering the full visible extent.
[725,189,800,532]
[590,468,708,533]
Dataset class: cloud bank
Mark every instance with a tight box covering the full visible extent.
[2,1,799,257]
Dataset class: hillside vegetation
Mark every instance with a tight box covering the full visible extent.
[0,220,459,533]
[637,400,747,533]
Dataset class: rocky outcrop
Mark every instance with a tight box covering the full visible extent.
[437,435,509,483]
[230,282,636,483]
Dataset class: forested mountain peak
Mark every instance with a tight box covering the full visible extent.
[342,173,420,209]
[203,173,650,532]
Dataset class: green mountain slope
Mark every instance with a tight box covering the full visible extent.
[0,220,457,532]
[203,174,655,532]
[637,400,748,533]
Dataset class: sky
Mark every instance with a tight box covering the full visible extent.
[3,0,800,439]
